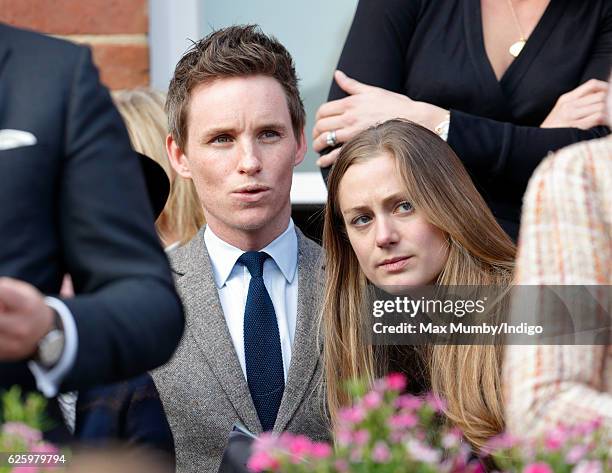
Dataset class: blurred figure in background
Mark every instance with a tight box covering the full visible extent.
[503,75,612,441]
[113,89,205,248]
[0,22,183,441]
[71,89,206,461]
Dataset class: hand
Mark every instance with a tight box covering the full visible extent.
[541,79,609,130]
[313,70,448,167]
[0,277,55,361]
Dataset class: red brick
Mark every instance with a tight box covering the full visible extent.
[89,43,149,90]
[0,0,147,35]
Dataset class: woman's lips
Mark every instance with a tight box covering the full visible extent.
[378,256,412,272]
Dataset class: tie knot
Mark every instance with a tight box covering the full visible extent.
[238,251,269,278]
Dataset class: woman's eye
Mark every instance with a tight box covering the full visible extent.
[396,201,414,214]
[352,215,371,226]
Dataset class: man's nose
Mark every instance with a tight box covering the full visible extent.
[237,141,263,175]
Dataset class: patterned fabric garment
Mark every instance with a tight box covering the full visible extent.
[504,136,612,442]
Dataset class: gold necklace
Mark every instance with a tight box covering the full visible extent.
[507,0,526,57]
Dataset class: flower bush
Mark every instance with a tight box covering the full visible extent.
[248,373,610,473]
[483,420,610,473]
[0,387,65,473]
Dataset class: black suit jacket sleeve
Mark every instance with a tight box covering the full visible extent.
[56,47,184,391]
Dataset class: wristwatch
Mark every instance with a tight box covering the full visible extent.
[35,309,65,369]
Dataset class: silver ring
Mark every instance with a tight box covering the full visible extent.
[326,130,337,147]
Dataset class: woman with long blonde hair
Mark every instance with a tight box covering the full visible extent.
[112,88,204,246]
[322,119,515,449]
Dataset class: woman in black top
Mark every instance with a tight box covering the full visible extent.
[314,0,611,238]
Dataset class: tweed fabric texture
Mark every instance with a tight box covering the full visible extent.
[504,136,612,441]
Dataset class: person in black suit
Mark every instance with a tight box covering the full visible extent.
[313,0,611,239]
[0,23,184,401]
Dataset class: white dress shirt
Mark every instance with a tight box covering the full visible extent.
[28,297,78,397]
[204,220,299,382]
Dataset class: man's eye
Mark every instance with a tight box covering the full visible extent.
[351,215,371,226]
[212,135,232,144]
[396,201,414,214]
[260,130,280,140]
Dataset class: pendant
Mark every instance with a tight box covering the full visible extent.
[509,39,526,58]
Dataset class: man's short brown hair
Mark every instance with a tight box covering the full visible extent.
[166,25,305,150]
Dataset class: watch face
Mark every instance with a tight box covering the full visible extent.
[39,329,65,368]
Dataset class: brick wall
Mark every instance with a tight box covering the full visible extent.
[0,0,149,89]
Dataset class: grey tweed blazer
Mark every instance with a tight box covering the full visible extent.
[152,226,330,473]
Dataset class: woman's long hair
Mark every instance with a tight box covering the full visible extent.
[322,119,516,449]
[112,88,204,245]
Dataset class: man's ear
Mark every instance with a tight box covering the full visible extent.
[293,128,307,167]
[166,134,192,179]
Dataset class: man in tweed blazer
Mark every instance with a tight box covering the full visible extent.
[152,26,330,472]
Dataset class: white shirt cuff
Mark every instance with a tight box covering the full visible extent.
[27,297,78,398]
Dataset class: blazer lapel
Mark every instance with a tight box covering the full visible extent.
[174,228,262,433]
[274,231,324,431]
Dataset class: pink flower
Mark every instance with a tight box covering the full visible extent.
[336,429,352,447]
[288,435,312,463]
[523,462,554,473]
[372,441,391,463]
[467,460,487,473]
[353,429,370,446]
[389,413,418,430]
[349,447,363,462]
[372,378,387,392]
[425,393,447,412]
[30,442,59,455]
[1,422,42,447]
[310,442,332,459]
[276,432,296,450]
[362,391,382,409]
[386,372,407,391]
[247,451,280,472]
[441,428,463,449]
[544,425,570,451]
[482,433,519,454]
[338,406,365,425]
[573,418,603,437]
[566,445,589,464]
[334,459,349,472]
[394,394,423,410]
[572,460,603,473]
[10,466,40,473]
[406,439,441,463]
[252,432,280,453]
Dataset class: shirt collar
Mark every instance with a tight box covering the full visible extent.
[204,220,298,289]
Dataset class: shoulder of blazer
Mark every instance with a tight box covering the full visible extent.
[0,23,86,62]
[167,226,207,277]
[0,23,94,100]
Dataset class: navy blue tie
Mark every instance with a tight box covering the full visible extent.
[239,251,284,431]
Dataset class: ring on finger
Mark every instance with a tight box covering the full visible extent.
[326,130,338,147]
